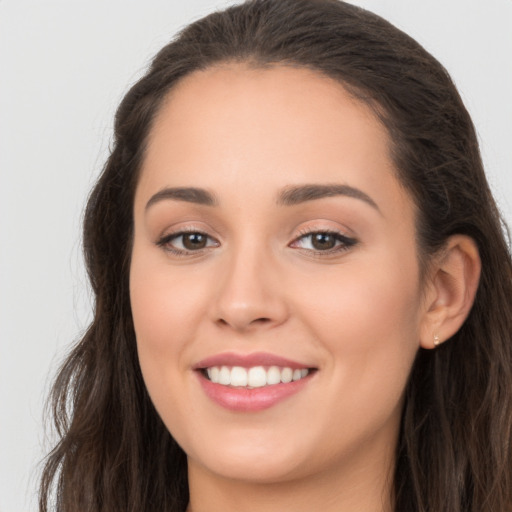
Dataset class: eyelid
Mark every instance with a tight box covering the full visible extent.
[154,223,357,257]
[290,227,358,254]
[156,227,220,256]
[155,221,221,244]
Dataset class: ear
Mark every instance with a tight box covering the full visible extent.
[419,235,481,349]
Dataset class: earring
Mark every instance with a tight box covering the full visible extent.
[433,334,441,347]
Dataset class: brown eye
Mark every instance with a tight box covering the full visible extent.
[157,230,219,255]
[182,232,208,250]
[291,230,357,254]
[311,233,337,250]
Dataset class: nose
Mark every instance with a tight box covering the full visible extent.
[211,241,289,333]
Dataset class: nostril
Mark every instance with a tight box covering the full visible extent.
[252,317,271,324]
[215,316,273,330]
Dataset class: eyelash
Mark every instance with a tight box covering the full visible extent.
[291,228,358,255]
[156,228,357,257]
[156,228,219,257]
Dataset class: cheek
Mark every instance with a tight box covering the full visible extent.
[129,249,205,409]
[129,250,210,427]
[290,255,422,445]
[299,251,422,345]
[130,253,211,355]
[293,251,422,402]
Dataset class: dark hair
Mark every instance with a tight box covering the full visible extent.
[40,1,512,510]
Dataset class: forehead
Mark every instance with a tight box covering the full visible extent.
[148,63,388,164]
[137,63,412,219]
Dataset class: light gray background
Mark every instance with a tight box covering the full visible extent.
[1,1,511,510]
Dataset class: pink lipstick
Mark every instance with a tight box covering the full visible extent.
[194,352,316,412]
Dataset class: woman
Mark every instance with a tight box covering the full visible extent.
[39,0,512,510]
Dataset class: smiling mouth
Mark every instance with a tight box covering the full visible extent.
[201,365,314,389]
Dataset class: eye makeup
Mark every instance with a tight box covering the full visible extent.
[155,226,358,259]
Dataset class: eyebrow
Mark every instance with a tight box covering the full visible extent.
[145,183,379,212]
[277,183,380,212]
[145,187,218,210]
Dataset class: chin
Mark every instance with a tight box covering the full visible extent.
[196,449,309,484]
[182,426,318,484]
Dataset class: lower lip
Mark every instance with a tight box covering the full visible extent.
[197,372,313,412]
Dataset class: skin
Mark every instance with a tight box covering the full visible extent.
[129,64,480,512]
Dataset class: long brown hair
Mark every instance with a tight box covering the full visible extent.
[39,1,512,510]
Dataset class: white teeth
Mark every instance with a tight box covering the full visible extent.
[281,367,293,383]
[267,366,281,385]
[248,366,267,388]
[204,365,311,387]
[230,366,248,387]
[207,366,219,383]
[218,366,231,385]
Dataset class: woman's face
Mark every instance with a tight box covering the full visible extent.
[130,64,428,485]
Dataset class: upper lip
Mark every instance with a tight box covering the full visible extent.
[193,352,315,370]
